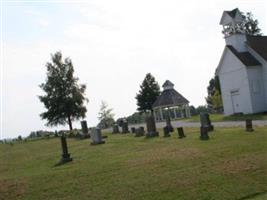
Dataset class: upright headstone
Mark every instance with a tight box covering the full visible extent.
[146,115,159,137]
[90,128,105,145]
[163,126,170,137]
[121,120,129,134]
[200,113,214,132]
[81,120,89,134]
[246,119,254,132]
[166,115,174,132]
[200,127,209,140]
[131,127,136,134]
[200,113,210,140]
[135,126,145,137]
[59,135,72,164]
[177,127,186,138]
[112,124,120,134]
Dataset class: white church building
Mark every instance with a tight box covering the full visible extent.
[216,8,267,115]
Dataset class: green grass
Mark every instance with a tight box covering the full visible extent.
[182,113,267,122]
[1,127,267,200]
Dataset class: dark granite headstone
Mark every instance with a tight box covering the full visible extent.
[246,119,254,132]
[135,126,145,137]
[90,128,105,145]
[58,135,72,165]
[131,127,136,134]
[145,115,159,138]
[81,120,89,134]
[200,127,209,140]
[166,115,174,132]
[163,126,170,137]
[177,127,186,138]
[112,124,120,134]
[200,113,214,132]
[121,121,129,134]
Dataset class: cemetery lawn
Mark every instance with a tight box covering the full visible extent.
[184,113,267,122]
[1,127,267,200]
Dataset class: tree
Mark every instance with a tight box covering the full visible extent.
[97,101,115,129]
[136,73,161,113]
[222,11,262,37]
[206,76,223,113]
[39,52,88,131]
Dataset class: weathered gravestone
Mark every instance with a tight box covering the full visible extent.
[80,120,90,139]
[112,124,120,134]
[200,127,209,140]
[200,113,214,131]
[177,127,186,139]
[131,127,136,134]
[135,127,145,137]
[81,120,89,134]
[122,120,130,134]
[166,115,174,132]
[200,113,210,140]
[246,119,254,132]
[90,128,105,145]
[57,135,72,165]
[163,126,171,137]
[146,115,159,138]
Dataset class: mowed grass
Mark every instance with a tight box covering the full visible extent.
[1,127,267,200]
[184,113,267,122]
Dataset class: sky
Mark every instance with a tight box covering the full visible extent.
[1,0,267,139]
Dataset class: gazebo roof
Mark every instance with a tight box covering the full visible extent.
[152,81,189,108]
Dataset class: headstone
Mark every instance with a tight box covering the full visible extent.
[163,126,170,137]
[246,119,254,132]
[135,126,145,137]
[59,135,72,164]
[131,127,136,134]
[177,127,186,138]
[112,124,120,134]
[200,113,214,131]
[81,120,89,134]
[200,127,209,140]
[166,115,174,132]
[145,115,159,137]
[90,128,105,145]
[121,120,129,134]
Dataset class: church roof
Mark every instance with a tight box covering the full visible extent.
[227,45,261,66]
[152,87,189,108]
[226,8,239,18]
[162,80,174,88]
[247,35,267,61]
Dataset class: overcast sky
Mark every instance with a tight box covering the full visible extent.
[1,0,267,139]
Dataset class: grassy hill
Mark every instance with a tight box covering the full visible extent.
[1,127,267,200]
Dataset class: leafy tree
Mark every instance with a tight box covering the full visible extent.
[196,105,209,114]
[97,101,115,129]
[206,76,223,113]
[39,52,88,131]
[222,11,262,36]
[211,90,223,111]
[136,73,160,113]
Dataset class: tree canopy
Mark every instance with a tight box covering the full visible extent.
[205,76,223,113]
[136,73,161,113]
[97,101,115,129]
[39,52,88,130]
[222,11,262,37]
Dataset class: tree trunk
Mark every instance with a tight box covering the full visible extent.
[67,115,73,131]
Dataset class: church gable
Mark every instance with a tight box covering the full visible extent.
[216,47,247,75]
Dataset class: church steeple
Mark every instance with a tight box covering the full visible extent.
[220,8,247,52]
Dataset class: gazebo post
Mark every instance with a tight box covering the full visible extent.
[153,109,157,122]
[159,107,163,121]
[174,107,177,119]
[185,104,191,118]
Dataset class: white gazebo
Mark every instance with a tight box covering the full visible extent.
[152,80,191,121]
